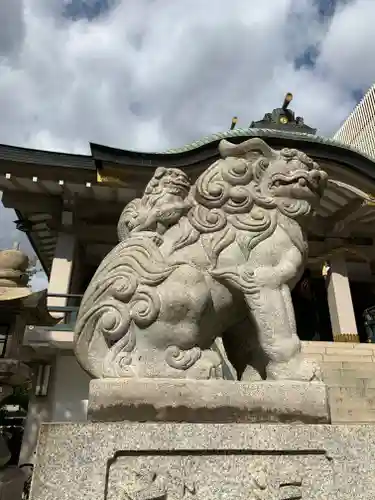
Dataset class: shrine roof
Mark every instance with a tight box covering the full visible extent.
[1,128,375,275]
[91,127,375,182]
[0,127,374,181]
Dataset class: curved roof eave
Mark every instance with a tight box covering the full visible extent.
[90,128,375,182]
[0,142,93,170]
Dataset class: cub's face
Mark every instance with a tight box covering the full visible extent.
[146,167,191,199]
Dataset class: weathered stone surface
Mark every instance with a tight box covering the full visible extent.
[0,248,30,299]
[74,138,328,383]
[0,249,29,276]
[30,422,375,499]
[88,378,330,424]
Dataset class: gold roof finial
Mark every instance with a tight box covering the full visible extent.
[230,116,238,130]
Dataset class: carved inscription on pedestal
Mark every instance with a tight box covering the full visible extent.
[106,452,332,500]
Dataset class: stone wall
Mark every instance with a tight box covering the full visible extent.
[302,341,375,424]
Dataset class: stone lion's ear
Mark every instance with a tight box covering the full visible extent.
[219,138,276,161]
[154,167,167,179]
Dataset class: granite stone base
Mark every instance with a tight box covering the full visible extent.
[88,378,330,424]
[30,422,375,499]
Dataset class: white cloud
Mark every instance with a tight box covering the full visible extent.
[30,271,48,292]
[1,0,373,155]
[1,0,375,255]
[318,0,375,91]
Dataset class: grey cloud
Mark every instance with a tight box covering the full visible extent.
[63,0,120,21]
[0,0,25,58]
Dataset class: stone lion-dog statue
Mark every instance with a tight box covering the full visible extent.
[74,138,327,382]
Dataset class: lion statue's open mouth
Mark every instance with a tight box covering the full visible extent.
[269,170,327,198]
[165,178,190,196]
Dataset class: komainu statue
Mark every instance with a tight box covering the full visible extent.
[74,138,327,382]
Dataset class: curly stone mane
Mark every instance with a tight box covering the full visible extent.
[179,140,275,263]
[74,138,322,378]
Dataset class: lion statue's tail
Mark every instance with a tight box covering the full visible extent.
[74,233,178,378]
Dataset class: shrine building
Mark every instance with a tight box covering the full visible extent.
[1,92,375,458]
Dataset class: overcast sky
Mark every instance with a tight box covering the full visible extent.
[1,0,375,288]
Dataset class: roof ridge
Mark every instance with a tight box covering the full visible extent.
[162,127,374,161]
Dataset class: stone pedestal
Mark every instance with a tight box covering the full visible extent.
[30,421,375,499]
[88,378,330,424]
[28,376,375,499]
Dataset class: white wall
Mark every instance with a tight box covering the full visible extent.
[49,354,91,422]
